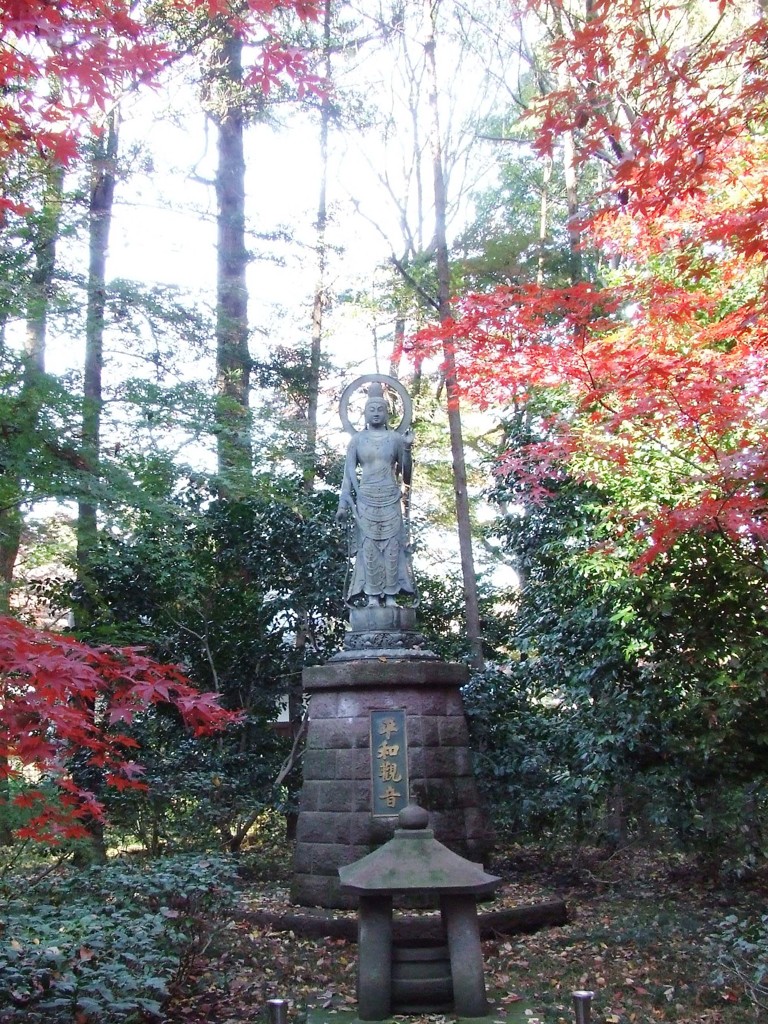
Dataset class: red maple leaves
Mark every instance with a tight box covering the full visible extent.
[524,0,763,212]
[415,0,768,570]
[0,0,321,198]
[0,616,239,842]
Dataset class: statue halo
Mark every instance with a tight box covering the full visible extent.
[339,373,413,436]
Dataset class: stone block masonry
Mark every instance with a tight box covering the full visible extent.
[291,657,493,909]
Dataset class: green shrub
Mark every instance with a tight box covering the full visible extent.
[0,853,239,1022]
[102,727,286,855]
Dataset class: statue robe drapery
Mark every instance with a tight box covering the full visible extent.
[340,427,415,603]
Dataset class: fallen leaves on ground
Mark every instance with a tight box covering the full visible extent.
[163,848,766,1024]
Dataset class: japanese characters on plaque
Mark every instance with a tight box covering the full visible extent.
[370,709,409,816]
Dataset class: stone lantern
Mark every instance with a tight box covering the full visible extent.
[338,803,501,1021]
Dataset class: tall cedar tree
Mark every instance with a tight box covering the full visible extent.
[76,112,119,628]
[0,157,65,611]
[423,0,483,666]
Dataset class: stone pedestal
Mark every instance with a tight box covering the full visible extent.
[291,651,493,909]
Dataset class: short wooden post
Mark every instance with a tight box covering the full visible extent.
[572,990,595,1024]
[267,1000,288,1024]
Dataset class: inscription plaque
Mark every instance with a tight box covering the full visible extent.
[370,709,409,816]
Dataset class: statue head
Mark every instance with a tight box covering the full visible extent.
[339,373,412,437]
[364,382,389,427]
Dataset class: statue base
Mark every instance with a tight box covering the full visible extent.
[335,606,435,660]
[291,655,494,909]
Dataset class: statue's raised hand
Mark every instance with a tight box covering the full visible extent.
[403,428,415,449]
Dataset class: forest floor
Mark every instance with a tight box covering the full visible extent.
[164,843,767,1024]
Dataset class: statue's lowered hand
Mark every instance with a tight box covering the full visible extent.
[336,504,352,523]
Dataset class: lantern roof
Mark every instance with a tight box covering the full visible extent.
[339,803,500,896]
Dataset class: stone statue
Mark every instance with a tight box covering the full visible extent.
[336,375,416,607]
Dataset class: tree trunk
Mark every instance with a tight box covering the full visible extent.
[561,118,581,286]
[537,155,553,287]
[71,117,118,866]
[75,113,118,632]
[304,0,333,495]
[555,4,585,286]
[0,158,65,614]
[289,0,334,840]
[423,0,483,669]
[602,781,628,849]
[214,29,252,485]
[0,158,64,846]
[389,315,406,378]
[25,161,65,377]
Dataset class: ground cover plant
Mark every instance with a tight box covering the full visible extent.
[0,853,239,1022]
